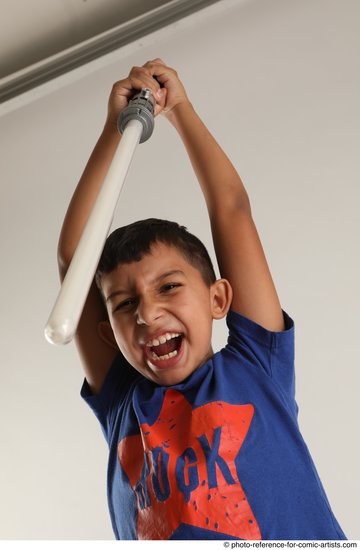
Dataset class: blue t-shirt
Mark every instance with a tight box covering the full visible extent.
[81,310,346,540]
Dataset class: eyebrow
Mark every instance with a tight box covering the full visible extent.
[105,270,185,302]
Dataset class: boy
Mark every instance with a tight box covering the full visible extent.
[57,59,346,540]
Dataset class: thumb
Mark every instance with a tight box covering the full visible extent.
[154,87,167,116]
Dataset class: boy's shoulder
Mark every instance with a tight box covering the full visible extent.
[226,308,294,349]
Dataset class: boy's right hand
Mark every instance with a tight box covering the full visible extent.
[105,63,164,131]
[105,59,189,131]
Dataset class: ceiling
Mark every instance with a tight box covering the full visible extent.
[0,0,221,103]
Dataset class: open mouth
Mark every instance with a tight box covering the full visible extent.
[146,332,183,362]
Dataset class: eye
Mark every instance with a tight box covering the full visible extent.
[160,282,182,293]
[113,298,137,313]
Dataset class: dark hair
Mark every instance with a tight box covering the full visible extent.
[95,218,216,292]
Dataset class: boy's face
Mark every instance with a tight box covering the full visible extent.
[101,242,230,386]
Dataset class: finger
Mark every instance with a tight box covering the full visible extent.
[142,63,168,84]
[128,66,160,95]
[111,61,166,95]
[150,65,178,89]
[110,79,136,100]
[143,58,167,68]
[141,60,176,84]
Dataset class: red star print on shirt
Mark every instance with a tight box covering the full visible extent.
[117,389,261,540]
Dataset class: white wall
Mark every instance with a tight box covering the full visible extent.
[0,0,359,540]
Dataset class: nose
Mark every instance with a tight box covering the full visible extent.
[136,296,163,326]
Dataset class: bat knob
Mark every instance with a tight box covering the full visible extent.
[117,88,155,143]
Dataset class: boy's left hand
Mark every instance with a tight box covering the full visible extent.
[142,59,190,117]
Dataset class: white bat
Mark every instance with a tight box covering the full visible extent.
[45,89,155,345]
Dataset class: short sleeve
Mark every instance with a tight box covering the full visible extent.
[80,352,140,441]
[226,309,296,403]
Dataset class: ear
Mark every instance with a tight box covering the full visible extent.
[98,321,119,350]
[210,278,233,320]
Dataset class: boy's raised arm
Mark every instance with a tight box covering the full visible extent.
[154,60,285,332]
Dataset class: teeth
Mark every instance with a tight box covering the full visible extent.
[151,349,178,361]
[146,332,180,348]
